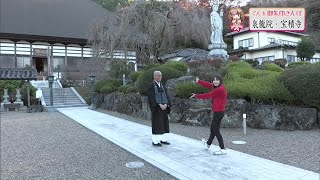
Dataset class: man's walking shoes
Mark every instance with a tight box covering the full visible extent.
[152,142,162,147]
[160,141,171,145]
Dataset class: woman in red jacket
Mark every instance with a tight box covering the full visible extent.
[190,75,227,155]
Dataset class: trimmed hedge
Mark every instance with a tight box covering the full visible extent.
[137,66,184,95]
[100,85,113,94]
[118,85,131,93]
[282,63,320,109]
[174,82,210,98]
[126,86,138,93]
[144,63,162,71]
[262,63,284,72]
[161,61,188,74]
[94,79,122,93]
[288,61,310,68]
[225,61,294,104]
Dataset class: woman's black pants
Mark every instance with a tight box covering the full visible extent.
[207,112,225,149]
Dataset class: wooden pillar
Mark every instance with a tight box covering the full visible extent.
[30,43,33,67]
[14,41,17,68]
[81,46,84,80]
[27,80,30,107]
[81,46,84,61]
[64,44,67,80]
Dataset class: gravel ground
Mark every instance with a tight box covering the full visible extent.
[0,111,176,180]
[97,109,320,173]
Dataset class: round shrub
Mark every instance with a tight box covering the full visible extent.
[282,63,320,109]
[100,85,113,94]
[288,61,310,68]
[262,63,284,72]
[129,71,143,82]
[109,79,122,87]
[118,85,130,93]
[161,61,188,74]
[94,79,121,93]
[137,66,184,95]
[174,82,210,98]
[126,86,138,93]
[225,61,294,104]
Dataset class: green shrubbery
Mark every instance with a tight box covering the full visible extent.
[282,63,320,109]
[118,85,137,93]
[144,63,162,71]
[225,61,294,104]
[0,80,36,104]
[137,66,184,95]
[0,80,25,94]
[94,79,122,93]
[126,86,138,93]
[174,82,210,98]
[288,61,310,68]
[100,86,113,94]
[118,85,130,93]
[129,71,143,82]
[262,63,284,72]
[161,61,188,74]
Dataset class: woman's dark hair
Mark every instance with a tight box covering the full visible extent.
[212,74,223,88]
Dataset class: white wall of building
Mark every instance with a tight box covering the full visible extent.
[233,31,303,50]
[233,31,320,63]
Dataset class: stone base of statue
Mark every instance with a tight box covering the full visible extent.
[208,43,229,61]
[14,101,24,106]
[1,102,10,108]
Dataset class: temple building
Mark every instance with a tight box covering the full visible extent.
[0,0,134,80]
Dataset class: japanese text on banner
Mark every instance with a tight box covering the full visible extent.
[249,8,305,31]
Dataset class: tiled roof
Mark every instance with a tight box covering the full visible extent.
[0,68,37,80]
[225,27,309,37]
[0,0,109,43]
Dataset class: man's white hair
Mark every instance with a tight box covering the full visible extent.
[153,70,162,78]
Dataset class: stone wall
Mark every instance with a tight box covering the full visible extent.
[96,92,319,130]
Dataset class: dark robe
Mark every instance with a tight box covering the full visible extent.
[147,81,171,134]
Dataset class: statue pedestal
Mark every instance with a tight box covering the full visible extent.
[14,102,24,106]
[208,44,229,60]
[209,43,227,49]
[1,102,10,108]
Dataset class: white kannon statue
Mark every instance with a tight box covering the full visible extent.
[208,0,228,60]
[210,0,224,45]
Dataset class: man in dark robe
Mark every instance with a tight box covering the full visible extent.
[147,71,171,147]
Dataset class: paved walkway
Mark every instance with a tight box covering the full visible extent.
[57,107,319,180]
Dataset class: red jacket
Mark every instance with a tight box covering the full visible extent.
[195,80,227,112]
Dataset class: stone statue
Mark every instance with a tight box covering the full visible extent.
[210,2,223,45]
[208,0,229,60]
[15,88,22,102]
[2,88,9,103]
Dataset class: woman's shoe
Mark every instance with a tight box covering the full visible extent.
[201,138,210,149]
[213,149,227,155]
